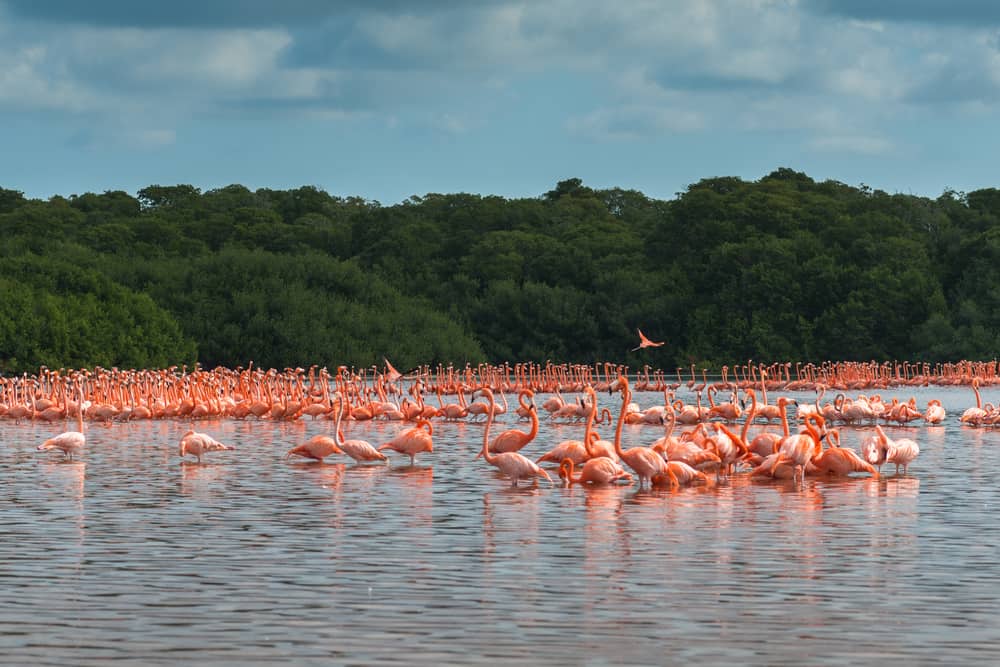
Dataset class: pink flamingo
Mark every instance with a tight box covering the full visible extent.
[37,384,86,461]
[651,460,714,488]
[960,379,987,425]
[285,433,343,462]
[631,328,665,351]
[484,390,538,454]
[875,425,920,474]
[923,399,946,425]
[811,431,878,477]
[179,429,234,463]
[378,419,434,465]
[763,413,824,482]
[332,399,388,464]
[559,457,631,485]
[610,377,668,488]
[477,388,551,487]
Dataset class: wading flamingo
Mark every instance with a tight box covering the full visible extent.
[477,388,551,487]
[179,430,234,463]
[484,390,538,454]
[332,398,388,464]
[284,433,343,462]
[37,385,86,461]
[651,460,714,488]
[610,377,668,488]
[923,399,946,425]
[558,457,632,486]
[378,419,434,465]
[960,379,987,425]
[875,425,920,475]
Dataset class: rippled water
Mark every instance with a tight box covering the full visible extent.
[2,385,1000,665]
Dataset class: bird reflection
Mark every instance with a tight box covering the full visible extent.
[179,460,228,499]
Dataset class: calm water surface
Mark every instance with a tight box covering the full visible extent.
[2,386,999,665]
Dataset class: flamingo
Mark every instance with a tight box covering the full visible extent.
[651,460,714,488]
[179,429,233,463]
[558,457,632,486]
[610,377,668,488]
[476,388,551,487]
[960,379,987,425]
[811,431,878,477]
[923,399,946,425]
[378,419,434,465]
[332,398,388,463]
[285,434,343,462]
[37,384,86,461]
[875,425,920,475]
[631,328,665,351]
[484,390,538,454]
[765,413,824,483]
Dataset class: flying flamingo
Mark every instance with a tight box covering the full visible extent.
[476,388,551,487]
[179,429,234,463]
[631,328,665,351]
[558,457,632,486]
[37,384,86,461]
[923,399,946,425]
[378,419,434,465]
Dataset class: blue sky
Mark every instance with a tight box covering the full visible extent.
[3,1,1000,203]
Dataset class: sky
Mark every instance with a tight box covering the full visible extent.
[3,0,1000,204]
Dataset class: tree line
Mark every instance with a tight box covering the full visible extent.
[0,167,997,374]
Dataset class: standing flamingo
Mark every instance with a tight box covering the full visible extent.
[811,431,879,477]
[378,419,434,465]
[476,388,551,487]
[484,390,538,455]
[179,430,234,463]
[332,399,388,464]
[37,384,86,461]
[285,433,343,462]
[610,377,667,488]
[875,425,920,474]
[558,458,632,485]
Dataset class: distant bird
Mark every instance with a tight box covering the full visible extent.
[631,328,665,352]
[383,358,403,383]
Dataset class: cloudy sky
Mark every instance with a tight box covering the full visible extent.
[3,1,1000,203]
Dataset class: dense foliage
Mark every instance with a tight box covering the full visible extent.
[0,168,997,373]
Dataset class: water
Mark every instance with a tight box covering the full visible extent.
[2,386,999,665]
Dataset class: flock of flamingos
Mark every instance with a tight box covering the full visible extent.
[11,357,1000,488]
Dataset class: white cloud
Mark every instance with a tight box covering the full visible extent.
[567,105,704,140]
[809,134,895,155]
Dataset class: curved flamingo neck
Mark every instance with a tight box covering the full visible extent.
[613,381,630,458]
[778,398,791,438]
[479,390,498,465]
[583,387,599,457]
[741,390,755,443]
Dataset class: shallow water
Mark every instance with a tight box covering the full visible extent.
[2,385,999,665]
